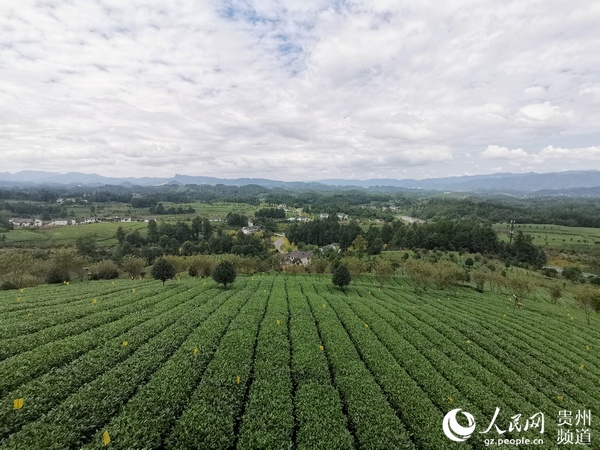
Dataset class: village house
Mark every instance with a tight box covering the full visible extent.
[49,219,76,226]
[241,225,260,235]
[82,217,98,224]
[319,243,340,253]
[10,218,42,228]
[10,218,31,228]
[283,250,313,266]
[319,213,329,219]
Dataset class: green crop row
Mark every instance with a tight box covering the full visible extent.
[0,284,211,440]
[0,285,191,393]
[165,279,272,449]
[0,284,188,361]
[0,282,159,339]
[80,279,259,449]
[349,285,552,445]
[450,290,600,388]
[1,282,233,449]
[303,284,415,449]
[287,282,354,450]
[361,287,544,417]
[0,281,151,319]
[402,289,600,413]
[315,283,480,449]
[236,276,294,450]
[369,289,599,437]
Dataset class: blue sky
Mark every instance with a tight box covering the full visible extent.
[1,0,600,180]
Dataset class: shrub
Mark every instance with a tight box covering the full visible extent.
[120,255,146,279]
[433,261,464,290]
[373,259,394,286]
[548,284,562,304]
[89,260,120,280]
[563,267,582,282]
[46,266,70,284]
[471,271,487,293]
[542,267,558,278]
[589,277,600,286]
[188,255,216,278]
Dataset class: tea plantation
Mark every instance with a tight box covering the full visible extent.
[0,275,598,449]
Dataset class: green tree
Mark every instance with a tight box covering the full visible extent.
[75,234,98,258]
[151,257,176,285]
[212,260,237,289]
[115,226,127,243]
[191,216,202,239]
[350,235,367,258]
[332,264,352,292]
[147,219,159,243]
[573,286,600,325]
[202,218,213,239]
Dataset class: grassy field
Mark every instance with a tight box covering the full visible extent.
[494,223,600,249]
[0,274,598,449]
[2,222,147,248]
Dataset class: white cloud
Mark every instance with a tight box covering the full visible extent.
[0,0,599,180]
[539,145,600,160]
[481,145,529,160]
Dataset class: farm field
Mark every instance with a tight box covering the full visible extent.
[0,275,598,449]
[2,222,147,248]
[494,223,600,249]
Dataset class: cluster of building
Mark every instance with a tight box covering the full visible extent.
[8,217,134,228]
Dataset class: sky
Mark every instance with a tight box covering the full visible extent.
[1,0,600,181]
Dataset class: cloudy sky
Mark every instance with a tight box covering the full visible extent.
[1,0,600,180]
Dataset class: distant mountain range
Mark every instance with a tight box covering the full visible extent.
[2,170,600,195]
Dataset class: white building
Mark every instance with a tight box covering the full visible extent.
[49,219,75,226]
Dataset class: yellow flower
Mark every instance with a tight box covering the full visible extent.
[319,345,324,351]
[13,398,24,410]
[236,376,241,385]
[364,323,369,328]
[276,320,281,326]
[193,348,198,355]
[122,341,128,346]
[103,431,111,446]
[557,395,564,401]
